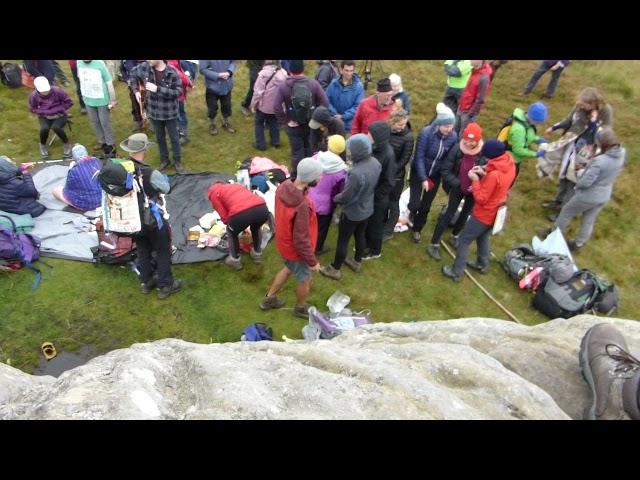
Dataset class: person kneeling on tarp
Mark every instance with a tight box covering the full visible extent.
[52,144,103,211]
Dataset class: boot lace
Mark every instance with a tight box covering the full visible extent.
[606,343,640,375]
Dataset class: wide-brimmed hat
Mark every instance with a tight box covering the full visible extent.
[119,133,156,153]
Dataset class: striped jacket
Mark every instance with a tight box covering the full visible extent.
[128,63,181,121]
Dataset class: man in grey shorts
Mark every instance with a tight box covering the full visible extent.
[260,158,323,318]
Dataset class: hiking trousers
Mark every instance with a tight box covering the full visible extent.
[332,214,368,269]
[408,174,441,233]
[365,198,390,255]
[554,196,606,246]
[38,116,69,144]
[205,89,232,120]
[86,105,115,146]
[431,188,474,245]
[135,223,174,288]
[316,213,333,253]
[452,215,492,277]
[226,204,270,259]
[286,125,312,174]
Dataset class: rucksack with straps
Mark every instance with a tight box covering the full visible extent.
[1,63,23,88]
[532,268,618,319]
[497,116,535,151]
[502,243,572,287]
[241,322,273,341]
[91,218,137,265]
[0,214,51,289]
[289,79,314,125]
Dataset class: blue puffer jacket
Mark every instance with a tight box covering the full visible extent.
[199,60,237,95]
[0,172,46,217]
[326,74,365,132]
[411,124,458,183]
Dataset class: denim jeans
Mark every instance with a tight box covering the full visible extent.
[452,216,492,276]
[254,109,280,149]
[524,62,565,98]
[180,61,197,83]
[151,118,181,165]
[285,125,312,174]
[178,101,188,131]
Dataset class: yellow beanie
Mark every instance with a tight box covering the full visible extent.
[327,135,346,155]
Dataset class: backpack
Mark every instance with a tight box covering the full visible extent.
[1,63,23,88]
[241,322,273,341]
[0,214,50,289]
[98,160,157,235]
[290,79,314,125]
[502,243,572,288]
[91,219,137,265]
[532,269,617,319]
[497,116,535,151]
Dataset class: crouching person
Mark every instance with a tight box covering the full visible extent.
[119,133,182,299]
[260,158,323,319]
[52,144,103,211]
[442,140,515,282]
[207,181,270,271]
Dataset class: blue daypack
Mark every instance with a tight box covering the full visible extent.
[242,323,273,341]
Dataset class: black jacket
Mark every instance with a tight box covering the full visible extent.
[369,121,397,204]
[389,121,414,181]
[440,142,487,194]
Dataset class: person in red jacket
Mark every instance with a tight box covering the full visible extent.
[208,181,270,271]
[351,78,395,135]
[442,140,516,282]
[260,157,323,318]
[456,60,493,134]
[167,60,193,145]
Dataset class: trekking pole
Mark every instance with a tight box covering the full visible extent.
[440,240,522,324]
[139,79,148,133]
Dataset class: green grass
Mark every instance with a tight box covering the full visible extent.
[1,60,639,373]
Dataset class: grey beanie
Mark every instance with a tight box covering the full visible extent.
[432,102,455,126]
[296,157,323,184]
[346,134,372,162]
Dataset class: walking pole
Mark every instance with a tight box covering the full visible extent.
[440,240,522,324]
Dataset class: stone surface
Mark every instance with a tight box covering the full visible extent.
[1,315,639,420]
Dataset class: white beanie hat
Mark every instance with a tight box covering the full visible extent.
[34,76,51,93]
[433,102,455,126]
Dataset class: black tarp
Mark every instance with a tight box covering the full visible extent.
[166,172,234,264]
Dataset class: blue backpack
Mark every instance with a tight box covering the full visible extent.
[242,323,273,341]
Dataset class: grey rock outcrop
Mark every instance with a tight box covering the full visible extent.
[1,315,638,420]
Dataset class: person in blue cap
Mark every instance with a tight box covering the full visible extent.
[506,101,549,178]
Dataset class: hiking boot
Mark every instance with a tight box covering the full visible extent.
[344,257,362,273]
[547,213,558,223]
[579,323,640,420]
[567,239,583,253]
[80,107,87,115]
[225,255,243,271]
[253,143,267,151]
[103,144,115,160]
[362,252,381,261]
[542,200,561,209]
[159,161,171,172]
[427,244,441,261]
[179,129,189,145]
[412,231,421,243]
[240,106,251,117]
[447,234,459,249]
[293,304,311,319]
[441,265,461,282]
[315,245,331,256]
[175,163,189,174]
[222,120,236,134]
[537,227,552,239]
[158,279,183,300]
[249,248,262,264]
[466,260,489,275]
[260,294,285,310]
[320,264,342,280]
[271,143,281,149]
[209,120,219,135]
[140,277,157,294]
[382,233,394,242]
[39,143,49,160]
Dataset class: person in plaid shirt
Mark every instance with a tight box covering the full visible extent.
[129,60,184,173]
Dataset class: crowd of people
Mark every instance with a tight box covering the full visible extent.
[1,59,637,420]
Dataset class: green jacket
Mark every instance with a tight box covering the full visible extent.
[508,108,542,165]
[444,60,472,89]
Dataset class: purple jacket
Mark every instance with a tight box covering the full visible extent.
[28,87,73,117]
[273,75,329,126]
[309,170,347,215]
[251,65,288,115]
[63,157,103,211]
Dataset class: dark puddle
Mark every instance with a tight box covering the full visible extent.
[33,345,97,377]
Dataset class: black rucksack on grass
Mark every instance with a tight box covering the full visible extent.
[1,63,23,88]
